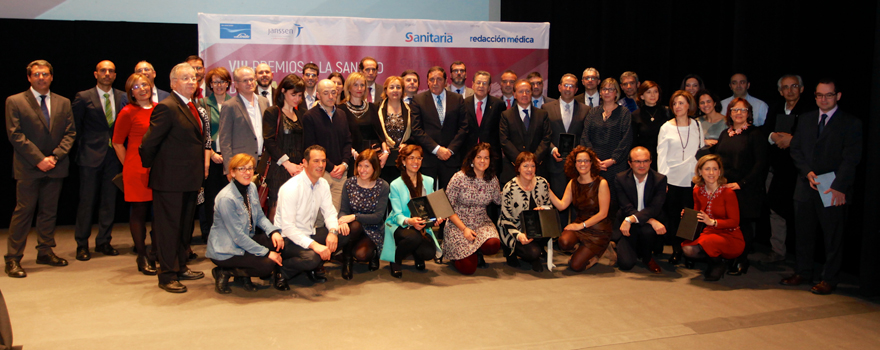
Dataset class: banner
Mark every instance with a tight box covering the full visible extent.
[198,13,550,96]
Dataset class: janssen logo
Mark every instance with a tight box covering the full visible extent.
[268,24,304,38]
[405,32,453,44]
[220,23,251,39]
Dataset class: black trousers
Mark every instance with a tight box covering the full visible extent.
[200,160,227,240]
[420,163,456,190]
[153,190,198,284]
[613,223,658,270]
[393,227,436,264]
[794,195,848,286]
[211,233,276,278]
[6,177,62,260]
[75,150,120,248]
[663,184,693,253]
[278,227,356,279]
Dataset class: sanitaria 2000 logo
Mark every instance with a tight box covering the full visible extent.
[405,32,453,43]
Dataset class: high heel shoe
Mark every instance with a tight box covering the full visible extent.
[683,257,695,269]
[414,258,426,271]
[668,251,683,265]
[727,258,750,276]
[136,255,157,275]
[368,248,380,271]
[704,257,726,281]
[389,262,403,278]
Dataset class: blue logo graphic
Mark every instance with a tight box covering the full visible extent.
[220,23,251,39]
[268,24,304,38]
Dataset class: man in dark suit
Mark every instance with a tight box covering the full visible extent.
[613,147,667,273]
[72,60,128,261]
[411,66,469,189]
[763,74,812,263]
[464,70,504,173]
[574,67,600,107]
[526,72,555,109]
[781,79,862,295]
[219,66,269,178]
[135,61,170,103]
[359,57,383,104]
[255,63,277,106]
[498,79,551,185]
[139,62,207,293]
[5,60,76,278]
[542,73,590,199]
[499,70,517,110]
[447,61,474,98]
[401,70,420,105]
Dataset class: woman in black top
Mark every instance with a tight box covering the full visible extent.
[339,72,381,178]
[581,77,633,200]
[262,74,306,221]
[375,75,413,183]
[630,80,670,170]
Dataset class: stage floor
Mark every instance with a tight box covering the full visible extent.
[0,225,878,349]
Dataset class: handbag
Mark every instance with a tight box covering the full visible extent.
[256,107,284,214]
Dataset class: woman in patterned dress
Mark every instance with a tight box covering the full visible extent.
[375,76,412,183]
[499,152,553,272]
[443,143,502,275]
[337,149,390,278]
[548,146,612,272]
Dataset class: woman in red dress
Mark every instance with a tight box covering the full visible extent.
[681,154,745,281]
[112,73,157,275]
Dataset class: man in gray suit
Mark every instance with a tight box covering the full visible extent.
[542,73,589,200]
[135,61,170,103]
[527,72,555,109]
[219,66,270,179]
[72,60,128,261]
[446,61,474,98]
[5,60,76,278]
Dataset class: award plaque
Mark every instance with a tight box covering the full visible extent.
[676,208,705,241]
[520,209,561,239]
[559,133,576,156]
[407,189,455,224]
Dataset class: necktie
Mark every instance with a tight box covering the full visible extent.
[261,90,268,98]
[588,97,594,107]
[476,100,484,126]
[506,98,511,109]
[533,99,539,108]
[457,88,462,95]
[366,87,373,103]
[563,103,572,131]
[103,93,113,126]
[436,95,445,125]
[818,113,828,137]
[187,102,203,133]
[405,97,412,105]
[40,95,50,127]
[523,108,530,130]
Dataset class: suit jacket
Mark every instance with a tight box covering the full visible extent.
[380,175,440,262]
[790,108,862,201]
[410,91,469,169]
[614,168,667,224]
[156,88,171,103]
[367,82,384,103]
[499,104,551,182]
[72,87,128,167]
[219,93,269,172]
[464,95,505,161]
[533,95,556,109]
[6,90,76,179]
[542,99,589,173]
[574,92,600,107]
[447,85,474,99]
[139,92,207,192]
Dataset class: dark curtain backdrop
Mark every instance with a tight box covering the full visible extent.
[0,2,877,293]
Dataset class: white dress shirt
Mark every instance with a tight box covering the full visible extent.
[275,171,339,249]
[240,94,263,154]
[96,86,117,121]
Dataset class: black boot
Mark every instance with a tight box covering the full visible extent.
[341,253,354,280]
[727,256,750,276]
[306,263,328,283]
[502,244,519,268]
[389,262,403,278]
[136,255,157,275]
[212,267,232,294]
[368,248,380,271]
[476,251,488,268]
[233,269,258,292]
[273,266,290,291]
[704,257,726,281]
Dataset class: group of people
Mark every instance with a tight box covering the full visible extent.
[5,57,861,297]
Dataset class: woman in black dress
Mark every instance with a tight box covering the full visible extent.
[630,80,670,170]
[340,72,381,177]
[262,74,306,221]
[375,75,413,183]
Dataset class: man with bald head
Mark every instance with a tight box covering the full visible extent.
[613,146,667,273]
[135,61,170,103]
[302,79,352,210]
[140,62,208,293]
[255,63,277,105]
[219,66,269,178]
[72,60,128,261]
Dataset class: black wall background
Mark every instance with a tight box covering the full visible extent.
[1,1,877,294]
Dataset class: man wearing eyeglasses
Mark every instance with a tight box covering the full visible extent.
[464,71,504,173]
[71,60,128,261]
[613,146,667,274]
[720,73,769,126]
[301,62,320,110]
[618,71,640,112]
[543,73,589,204]
[782,79,861,295]
[358,57,382,104]
[763,74,810,264]
[526,72,555,109]
[5,60,76,278]
[139,62,208,293]
[498,79,551,185]
[185,55,206,100]
[446,61,474,99]
[219,66,269,179]
[575,67,600,108]
[255,63,277,106]
[135,61,170,103]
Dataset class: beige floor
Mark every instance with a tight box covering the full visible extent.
[0,225,878,350]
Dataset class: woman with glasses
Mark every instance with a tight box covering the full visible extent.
[697,98,768,276]
[580,78,632,201]
[381,144,443,278]
[112,73,159,275]
[262,74,306,221]
[200,67,233,240]
[499,151,553,272]
[206,153,285,294]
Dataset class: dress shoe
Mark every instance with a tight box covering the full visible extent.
[237,276,258,292]
[187,251,198,261]
[178,269,205,280]
[341,254,354,280]
[704,257,726,281]
[5,260,26,278]
[727,258,750,276]
[96,243,119,256]
[414,258,426,271]
[368,248,380,271]
[505,254,520,268]
[434,255,443,264]
[36,252,68,266]
[306,269,328,283]
[668,251,682,265]
[780,274,808,286]
[136,255,157,275]
[811,281,836,295]
[531,261,544,272]
[684,257,695,269]
[159,280,188,293]
[274,267,290,291]
[75,246,91,261]
[476,252,488,268]
[764,252,786,264]
[646,258,662,274]
[213,267,232,294]
[389,263,403,278]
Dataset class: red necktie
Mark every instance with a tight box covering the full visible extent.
[366,87,373,103]
[506,98,511,108]
[187,102,203,133]
[476,100,484,143]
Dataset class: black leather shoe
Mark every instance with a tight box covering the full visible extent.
[96,243,119,256]
[178,269,205,280]
[306,269,328,283]
[368,249,380,271]
[75,246,91,261]
[341,254,354,280]
[274,268,290,291]
[5,260,26,278]
[668,251,682,265]
[414,258,426,271]
[477,252,488,268]
[187,251,198,261]
[237,276,258,292]
[212,267,232,294]
[505,254,520,268]
[389,263,403,278]
[684,257,695,269]
[36,252,68,266]
[704,258,727,282]
[136,255,157,275]
[727,258,750,276]
[159,280,187,293]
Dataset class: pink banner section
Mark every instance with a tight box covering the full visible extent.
[205,44,549,96]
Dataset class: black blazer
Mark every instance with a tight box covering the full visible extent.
[410,90,469,169]
[139,92,207,192]
[72,87,128,167]
[499,104,551,170]
[790,108,862,201]
[542,99,589,172]
[302,105,352,171]
[464,95,505,160]
[614,168,667,224]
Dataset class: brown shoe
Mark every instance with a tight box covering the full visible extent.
[780,274,807,286]
[646,258,662,274]
[811,281,836,295]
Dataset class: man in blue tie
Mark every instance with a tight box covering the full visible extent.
[446,61,474,99]
[575,68,601,107]
[5,60,76,277]
[410,66,468,189]
[301,62,320,110]
[526,72,555,109]
[400,70,420,105]
[498,79,551,184]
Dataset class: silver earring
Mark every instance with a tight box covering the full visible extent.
[470,163,474,167]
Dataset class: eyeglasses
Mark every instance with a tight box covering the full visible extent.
[131,83,150,91]
[176,76,198,82]
[562,84,576,88]
[451,69,466,74]
[406,156,423,161]
[303,73,318,78]
[583,76,599,81]
[576,159,591,164]
[730,108,749,113]
[363,68,378,73]
[815,92,837,100]
[530,81,543,86]
[234,166,254,172]
[600,87,616,93]
[30,72,51,78]
[473,81,489,87]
